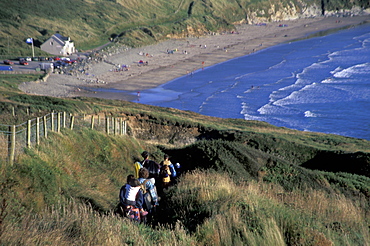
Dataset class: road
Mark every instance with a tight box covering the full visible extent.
[1,59,48,72]
[2,53,88,72]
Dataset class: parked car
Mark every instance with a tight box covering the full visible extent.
[62,58,77,64]
[25,57,32,61]
[32,57,39,61]
[3,59,14,65]
[19,59,29,65]
[53,60,67,69]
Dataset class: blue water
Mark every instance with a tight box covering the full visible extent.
[135,23,370,141]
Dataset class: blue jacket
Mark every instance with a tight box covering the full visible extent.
[138,178,159,205]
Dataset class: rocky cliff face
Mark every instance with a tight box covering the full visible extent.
[165,0,369,39]
[244,2,369,24]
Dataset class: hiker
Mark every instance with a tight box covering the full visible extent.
[160,154,178,180]
[119,174,135,206]
[141,151,161,180]
[138,168,159,214]
[159,164,171,190]
[133,159,143,179]
[119,176,148,220]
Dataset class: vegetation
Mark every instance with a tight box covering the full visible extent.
[0,0,370,243]
[0,74,369,245]
[1,0,369,58]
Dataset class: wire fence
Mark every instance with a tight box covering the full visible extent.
[0,112,128,165]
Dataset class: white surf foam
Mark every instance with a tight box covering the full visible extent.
[304,111,317,117]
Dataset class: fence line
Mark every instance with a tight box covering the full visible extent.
[0,112,128,165]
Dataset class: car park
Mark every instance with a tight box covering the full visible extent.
[3,59,14,65]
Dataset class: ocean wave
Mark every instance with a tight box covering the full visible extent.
[272,82,329,106]
[330,66,343,74]
[304,111,317,117]
[333,63,370,78]
[322,78,335,83]
[268,59,287,70]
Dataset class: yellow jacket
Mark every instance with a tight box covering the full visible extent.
[133,162,142,178]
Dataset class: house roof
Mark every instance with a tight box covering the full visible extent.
[54,33,70,42]
[52,33,70,46]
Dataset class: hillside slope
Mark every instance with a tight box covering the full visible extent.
[1,0,369,57]
[0,72,369,245]
[1,107,369,244]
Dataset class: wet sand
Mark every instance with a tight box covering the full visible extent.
[18,15,370,101]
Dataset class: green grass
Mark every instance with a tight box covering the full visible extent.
[1,0,368,58]
[0,0,370,241]
[0,115,369,245]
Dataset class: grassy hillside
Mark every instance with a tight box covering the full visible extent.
[1,0,369,58]
[0,125,369,245]
[0,74,369,245]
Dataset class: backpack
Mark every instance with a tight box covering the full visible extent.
[159,166,169,178]
[140,179,149,194]
[140,179,154,212]
[144,160,159,177]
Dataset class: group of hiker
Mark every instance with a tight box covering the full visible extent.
[119,151,180,222]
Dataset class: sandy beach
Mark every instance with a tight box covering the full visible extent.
[19,15,370,101]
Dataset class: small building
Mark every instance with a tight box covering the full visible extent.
[40,33,75,56]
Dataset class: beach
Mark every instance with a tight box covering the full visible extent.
[18,15,370,101]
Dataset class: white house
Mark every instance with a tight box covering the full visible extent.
[40,33,75,56]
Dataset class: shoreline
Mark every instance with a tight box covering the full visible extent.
[19,15,370,101]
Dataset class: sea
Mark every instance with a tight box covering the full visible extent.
[135,23,370,141]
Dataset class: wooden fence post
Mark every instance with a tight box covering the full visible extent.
[119,118,122,135]
[57,112,61,133]
[27,119,31,148]
[63,112,66,128]
[8,125,15,166]
[36,117,40,145]
[113,117,117,135]
[70,115,74,130]
[51,112,55,132]
[106,116,110,134]
[123,120,127,135]
[43,115,48,138]
[91,115,95,130]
